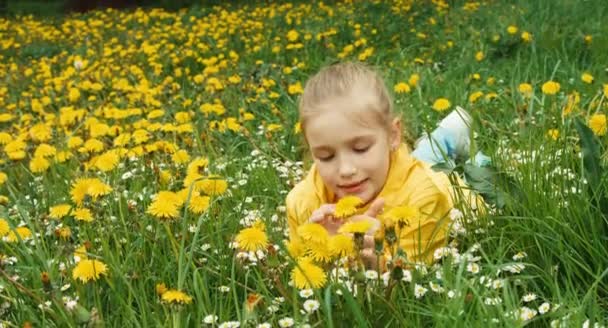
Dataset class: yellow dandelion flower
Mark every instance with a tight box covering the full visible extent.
[432,98,451,112]
[73,208,94,222]
[74,245,88,260]
[29,156,50,173]
[0,218,9,237]
[474,51,484,62]
[589,114,606,136]
[507,25,518,35]
[188,195,210,214]
[307,241,335,263]
[394,82,411,94]
[518,83,533,96]
[547,129,560,140]
[198,177,228,196]
[0,172,6,185]
[70,178,113,205]
[581,73,594,84]
[469,91,484,103]
[383,205,419,225]
[329,234,355,258]
[285,239,306,258]
[34,144,57,158]
[338,220,374,234]
[297,223,329,244]
[186,157,209,176]
[156,283,168,296]
[6,226,32,243]
[56,226,71,240]
[147,191,183,220]
[541,81,560,95]
[161,289,193,305]
[521,31,532,42]
[235,226,268,252]
[72,259,108,283]
[288,82,304,95]
[172,149,190,164]
[334,196,363,219]
[291,258,327,289]
[408,73,420,87]
[603,84,608,98]
[94,151,120,172]
[49,204,72,220]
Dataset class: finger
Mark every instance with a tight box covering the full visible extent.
[364,198,385,217]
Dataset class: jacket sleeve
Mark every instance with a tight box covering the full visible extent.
[395,174,451,265]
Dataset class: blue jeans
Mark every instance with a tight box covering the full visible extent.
[411,128,490,166]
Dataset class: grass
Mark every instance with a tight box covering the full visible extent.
[0,0,607,327]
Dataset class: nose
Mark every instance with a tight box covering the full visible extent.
[338,157,357,178]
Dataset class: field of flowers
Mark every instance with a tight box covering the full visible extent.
[1,0,607,326]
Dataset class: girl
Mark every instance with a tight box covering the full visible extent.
[286,62,482,267]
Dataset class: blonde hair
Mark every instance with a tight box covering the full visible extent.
[298,62,398,138]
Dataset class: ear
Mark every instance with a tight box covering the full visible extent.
[389,117,402,150]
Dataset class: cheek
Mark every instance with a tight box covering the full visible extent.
[316,163,336,185]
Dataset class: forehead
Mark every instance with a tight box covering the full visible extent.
[305,109,385,149]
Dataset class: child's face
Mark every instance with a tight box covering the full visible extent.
[305,108,400,205]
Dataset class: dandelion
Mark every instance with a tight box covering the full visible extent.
[588,114,606,136]
[547,129,559,140]
[329,234,355,257]
[334,195,363,218]
[541,81,560,95]
[303,299,320,313]
[156,283,167,295]
[94,151,120,172]
[382,205,418,225]
[518,83,533,96]
[29,156,50,173]
[432,98,451,112]
[521,31,532,42]
[475,51,484,61]
[49,204,72,220]
[307,241,334,262]
[394,82,411,94]
[603,84,608,98]
[288,82,304,95]
[581,73,594,84]
[147,191,183,220]
[408,73,420,87]
[0,218,10,237]
[286,239,306,258]
[72,259,108,283]
[161,289,193,305]
[291,258,327,289]
[297,223,329,244]
[469,91,484,103]
[235,227,268,252]
[198,177,228,196]
[187,195,210,214]
[73,208,94,222]
[507,25,518,35]
[338,220,373,234]
[6,226,33,242]
[414,284,428,299]
[70,178,113,206]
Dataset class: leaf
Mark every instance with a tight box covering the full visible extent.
[338,284,370,327]
[574,118,608,216]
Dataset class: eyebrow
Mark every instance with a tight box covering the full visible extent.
[311,135,374,152]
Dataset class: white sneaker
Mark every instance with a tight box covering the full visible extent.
[438,106,472,159]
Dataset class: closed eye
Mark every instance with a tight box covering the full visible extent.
[354,146,370,153]
[318,154,334,162]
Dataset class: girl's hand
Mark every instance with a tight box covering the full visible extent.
[308,204,342,235]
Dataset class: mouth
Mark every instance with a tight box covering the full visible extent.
[339,179,368,193]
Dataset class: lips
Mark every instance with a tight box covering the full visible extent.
[339,179,368,193]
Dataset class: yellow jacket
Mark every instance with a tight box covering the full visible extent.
[286,144,464,264]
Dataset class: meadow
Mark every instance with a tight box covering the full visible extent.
[0,0,607,326]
